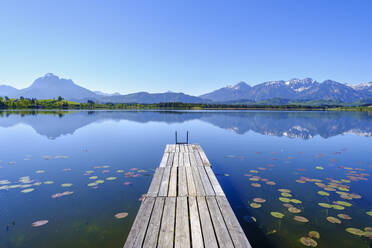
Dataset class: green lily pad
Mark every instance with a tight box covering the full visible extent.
[315,166,324,170]
[95,180,104,184]
[278,189,291,193]
[332,205,345,210]
[21,188,34,193]
[334,201,352,207]
[366,211,372,216]
[290,199,302,204]
[318,203,332,208]
[279,197,291,203]
[44,181,54,184]
[61,183,72,187]
[271,212,284,219]
[281,192,292,197]
[89,176,98,180]
[308,231,320,239]
[106,177,117,181]
[345,227,364,236]
[317,191,330,196]
[250,203,261,208]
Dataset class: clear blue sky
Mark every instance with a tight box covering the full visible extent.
[0,0,371,95]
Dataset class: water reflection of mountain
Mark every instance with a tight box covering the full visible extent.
[0,110,371,139]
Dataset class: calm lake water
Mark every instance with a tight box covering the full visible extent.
[0,110,371,248]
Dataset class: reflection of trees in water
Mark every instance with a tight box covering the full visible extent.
[0,110,371,139]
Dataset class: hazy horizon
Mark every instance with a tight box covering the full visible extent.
[1,0,372,95]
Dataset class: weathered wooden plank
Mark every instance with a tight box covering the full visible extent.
[165,144,170,153]
[175,197,190,248]
[175,144,180,152]
[124,197,155,248]
[178,151,184,167]
[166,152,174,167]
[189,152,197,167]
[198,166,215,196]
[168,167,178,197]
[143,197,165,248]
[216,196,252,248]
[185,166,196,196]
[180,144,185,153]
[147,168,164,197]
[205,167,225,196]
[183,153,191,167]
[189,196,204,248]
[191,166,205,196]
[195,145,211,166]
[206,196,234,248]
[193,151,203,167]
[159,152,169,168]
[159,167,171,197]
[197,197,218,248]
[178,167,188,197]
[173,152,179,167]
[158,197,176,247]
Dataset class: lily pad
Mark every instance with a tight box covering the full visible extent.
[345,227,364,236]
[326,216,341,224]
[288,207,301,213]
[318,203,332,208]
[308,231,320,239]
[115,212,128,219]
[251,183,261,188]
[271,212,284,219]
[317,191,330,196]
[337,214,351,220]
[36,170,45,174]
[281,193,292,197]
[253,198,266,203]
[315,166,324,170]
[95,180,104,184]
[44,181,54,184]
[366,211,372,216]
[32,220,48,227]
[294,216,309,223]
[279,197,291,203]
[117,170,124,173]
[106,177,117,181]
[21,188,34,193]
[300,237,317,247]
[290,199,302,204]
[250,203,261,208]
[332,205,345,210]
[278,189,291,193]
[61,183,72,187]
[89,176,98,180]
[334,201,352,207]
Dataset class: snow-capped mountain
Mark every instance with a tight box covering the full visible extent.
[200,78,370,102]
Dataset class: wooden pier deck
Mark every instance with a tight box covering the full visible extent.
[124,144,252,248]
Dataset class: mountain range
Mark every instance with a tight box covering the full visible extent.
[1,73,372,104]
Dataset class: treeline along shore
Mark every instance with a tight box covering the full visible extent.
[0,96,371,111]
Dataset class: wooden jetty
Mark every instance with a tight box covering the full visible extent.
[124,144,252,248]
